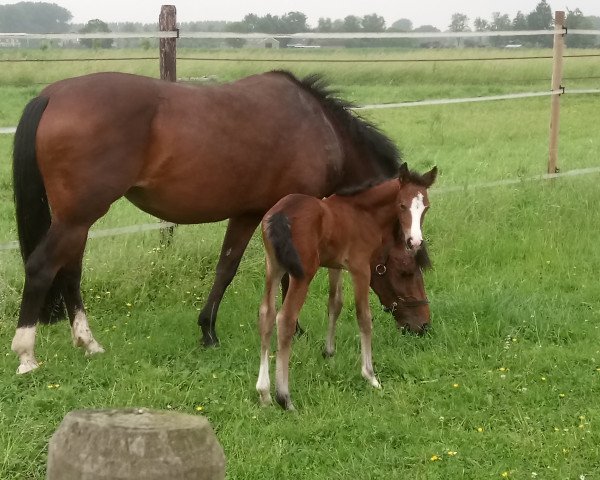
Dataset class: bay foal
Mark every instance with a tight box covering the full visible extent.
[256,163,437,410]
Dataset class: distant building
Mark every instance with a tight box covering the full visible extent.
[245,37,280,49]
[0,38,21,48]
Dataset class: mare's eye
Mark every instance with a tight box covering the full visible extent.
[399,204,407,211]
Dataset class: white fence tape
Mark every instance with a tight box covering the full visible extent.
[2,167,600,252]
[2,88,598,135]
[1,29,598,40]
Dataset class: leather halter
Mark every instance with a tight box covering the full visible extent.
[374,248,429,310]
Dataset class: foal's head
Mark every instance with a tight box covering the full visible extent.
[396,162,437,251]
[371,244,432,335]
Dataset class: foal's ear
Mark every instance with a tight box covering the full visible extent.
[422,166,438,187]
[398,162,409,183]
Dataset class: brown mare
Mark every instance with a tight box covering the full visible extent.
[11,70,402,374]
[256,163,437,410]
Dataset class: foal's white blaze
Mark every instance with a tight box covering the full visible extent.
[12,326,39,374]
[71,310,105,355]
[408,192,426,248]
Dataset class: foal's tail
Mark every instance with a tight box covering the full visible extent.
[266,212,305,279]
[13,96,64,323]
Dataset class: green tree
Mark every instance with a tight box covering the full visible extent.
[512,11,528,30]
[389,18,413,32]
[527,0,553,46]
[489,12,512,46]
[0,1,71,33]
[449,13,470,32]
[280,11,308,33]
[79,19,112,49]
[473,17,489,31]
[317,17,333,32]
[342,15,362,32]
[566,9,597,47]
[361,13,385,32]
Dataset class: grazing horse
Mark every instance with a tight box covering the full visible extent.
[324,240,432,359]
[10,70,402,374]
[256,163,437,410]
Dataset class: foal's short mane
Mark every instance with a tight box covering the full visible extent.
[272,70,400,179]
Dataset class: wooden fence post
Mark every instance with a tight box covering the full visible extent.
[159,5,177,242]
[548,10,565,174]
[159,5,177,82]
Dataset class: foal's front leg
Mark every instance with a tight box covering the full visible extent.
[323,268,343,358]
[351,267,380,389]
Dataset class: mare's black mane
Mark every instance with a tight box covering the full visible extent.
[273,70,400,183]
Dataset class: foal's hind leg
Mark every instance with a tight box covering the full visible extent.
[12,222,90,373]
[198,215,261,347]
[323,268,343,358]
[275,274,315,411]
[281,274,305,337]
[256,258,285,406]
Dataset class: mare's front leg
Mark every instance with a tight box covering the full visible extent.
[323,268,343,358]
[198,215,261,347]
[350,266,380,389]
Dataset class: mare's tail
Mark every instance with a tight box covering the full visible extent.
[13,96,65,323]
[266,212,305,279]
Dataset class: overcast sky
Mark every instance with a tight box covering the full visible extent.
[2,1,600,29]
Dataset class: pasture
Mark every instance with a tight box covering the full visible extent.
[1,47,600,478]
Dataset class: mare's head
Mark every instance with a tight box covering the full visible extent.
[396,162,437,251]
[370,243,432,335]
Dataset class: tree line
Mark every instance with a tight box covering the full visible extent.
[0,0,598,48]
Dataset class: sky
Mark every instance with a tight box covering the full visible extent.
[2,1,600,29]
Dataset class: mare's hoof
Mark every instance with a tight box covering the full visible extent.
[17,359,39,375]
[201,334,220,348]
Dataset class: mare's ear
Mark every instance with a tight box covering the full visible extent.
[398,162,409,184]
[422,166,438,187]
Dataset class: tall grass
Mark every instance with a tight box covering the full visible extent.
[1,48,600,479]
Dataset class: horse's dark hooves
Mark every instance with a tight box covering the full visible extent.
[322,347,335,359]
[201,335,220,348]
[275,393,296,411]
[294,322,305,338]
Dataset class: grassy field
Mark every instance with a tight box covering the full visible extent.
[1,47,600,479]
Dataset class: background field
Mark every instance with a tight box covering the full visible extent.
[1,48,600,479]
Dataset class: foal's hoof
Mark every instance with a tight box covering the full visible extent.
[275,393,296,411]
[16,359,39,375]
[258,391,272,407]
[322,347,335,359]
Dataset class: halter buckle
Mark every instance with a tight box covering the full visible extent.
[375,264,387,275]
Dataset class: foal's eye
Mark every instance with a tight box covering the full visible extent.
[399,204,407,211]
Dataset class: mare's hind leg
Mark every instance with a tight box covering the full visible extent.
[60,252,104,355]
[256,258,285,406]
[323,268,343,358]
[198,215,261,347]
[350,266,380,389]
[12,222,89,374]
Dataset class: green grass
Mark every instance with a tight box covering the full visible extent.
[1,47,600,479]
